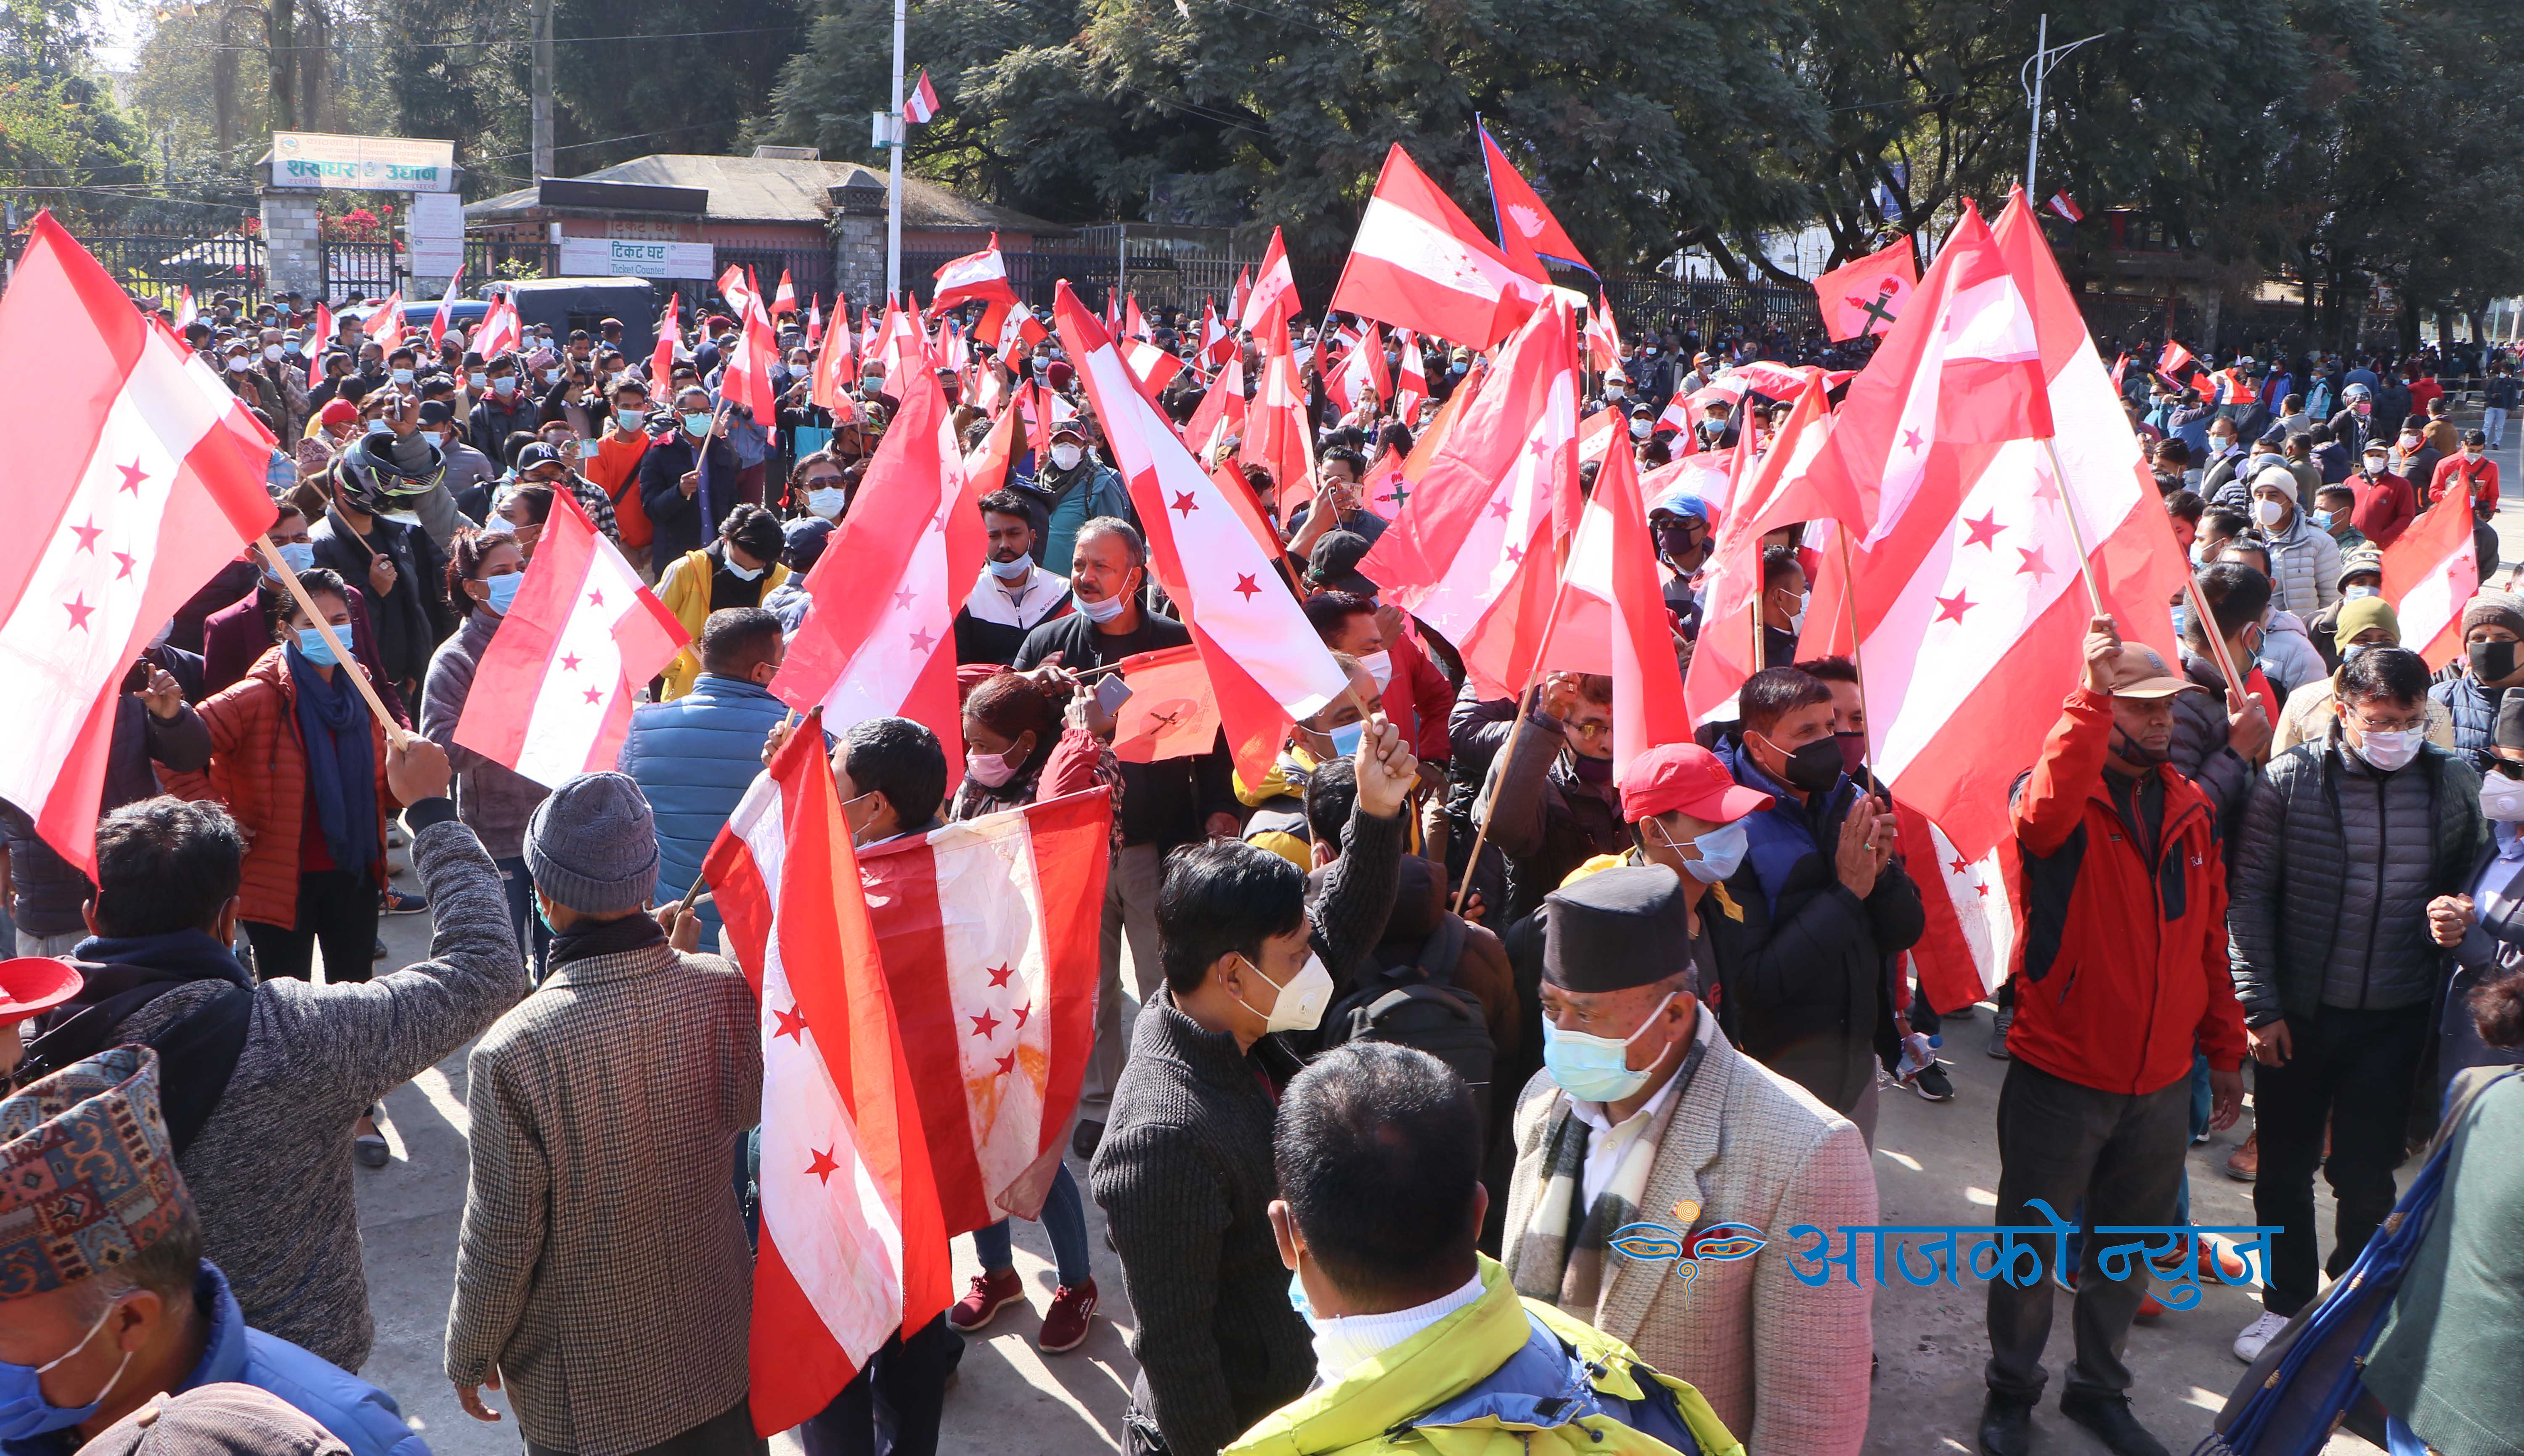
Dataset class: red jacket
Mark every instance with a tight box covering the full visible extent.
[1380,630,1454,764]
[2007,686,2249,1094]
[2349,468,2417,548]
[2432,453,2499,515]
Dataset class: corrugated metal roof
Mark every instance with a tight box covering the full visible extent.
[466,154,1069,234]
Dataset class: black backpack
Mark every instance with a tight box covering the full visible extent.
[1321,913,1493,1110]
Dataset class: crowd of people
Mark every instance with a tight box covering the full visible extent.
[3,278,2522,1456]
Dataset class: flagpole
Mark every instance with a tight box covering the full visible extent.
[2036,436,2108,617]
[1452,563,1578,916]
[886,0,906,301]
[253,537,413,749]
[1835,528,1876,756]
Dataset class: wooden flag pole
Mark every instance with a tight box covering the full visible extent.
[1452,563,1580,916]
[2037,436,2108,617]
[1835,528,1877,754]
[252,535,412,749]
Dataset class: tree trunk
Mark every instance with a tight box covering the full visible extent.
[296,0,327,132]
[266,0,298,134]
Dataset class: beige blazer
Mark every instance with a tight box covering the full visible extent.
[1502,1012,1877,1456]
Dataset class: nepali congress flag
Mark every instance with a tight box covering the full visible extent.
[1896,799,2021,1012]
[772,362,983,768]
[2045,191,2084,223]
[705,714,952,1434]
[856,789,1109,1231]
[1331,144,1543,350]
[931,233,1021,312]
[472,291,520,359]
[452,491,687,787]
[904,67,941,126]
[428,267,465,352]
[651,293,680,389]
[1053,281,1350,780]
[2159,339,2194,376]
[307,303,333,389]
[0,214,277,875]
[366,291,407,354]
[1240,226,1299,335]
[2381,495,2477,670]
[1811,238,1918,343]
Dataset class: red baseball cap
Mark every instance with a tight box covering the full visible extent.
[1620,742,1773,826]
[0,956,81,1024]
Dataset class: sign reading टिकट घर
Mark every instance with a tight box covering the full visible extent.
[556,237,717,281]
[271,132,456,193]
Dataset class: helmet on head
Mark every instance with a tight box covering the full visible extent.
[333,428,445,521]
[2342,382,2371,402]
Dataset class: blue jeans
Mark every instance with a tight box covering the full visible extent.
[969,1163,1091,1286]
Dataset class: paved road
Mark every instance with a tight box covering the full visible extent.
[346,403,2524,1456]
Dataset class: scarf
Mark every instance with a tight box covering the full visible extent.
[1513,1039,1703,1317]
[287,647,376,880]
[548,908,667,969]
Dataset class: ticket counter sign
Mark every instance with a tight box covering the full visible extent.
[272,132,457,192]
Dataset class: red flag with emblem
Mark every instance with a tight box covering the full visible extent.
[1812,238,1918,343]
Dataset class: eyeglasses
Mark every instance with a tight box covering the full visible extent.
[799,474,846,489]
[1564,720,1612,741]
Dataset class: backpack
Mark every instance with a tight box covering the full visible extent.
[1321,912,1493,1109]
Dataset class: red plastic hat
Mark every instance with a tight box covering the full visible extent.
[0,956,80,1023]
[1620,742,1773,826]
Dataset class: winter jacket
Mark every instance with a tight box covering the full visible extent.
[1016,455,1135,579]
[2172,652,2258,852]
[2274,677,2455,757]
[2260,516,2343,620]
[163,649,395,929]
[1701,737,1924,1116]
[616,674,793,948]
[2229,733,2481,1027]
[2257,610,2328,701]
[637,429,740,565]
[1480,710,1627,923]
[2433,454,2500,516]
[307,506,452,690]
[654,547,790,700]
[1382,630,1456,764]
[2007,686,2250,1093]
[469,391,538,467]
[2429,671,2510,759]
[0,660,212,936]
[420,610,550,860]
[200,584,410,726]
[1220,1259,1742,1456]
[2350,469,2418,548]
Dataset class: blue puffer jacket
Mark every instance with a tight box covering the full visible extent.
[3,1262,429,1456]
[617,674,791,948]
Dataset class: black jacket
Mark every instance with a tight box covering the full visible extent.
[2173,651,2259,856]
[0,677,213,937]
[307,507,451,688]
[467,392,538,468]
[637,430,740,564]
[1480,708,1627,923]
[1014,609,1235,852]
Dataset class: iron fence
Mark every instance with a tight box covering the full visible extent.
[321,241,400,304]
[14,227,269,308]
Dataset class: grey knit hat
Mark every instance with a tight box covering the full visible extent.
[525,772,660,915]
[2463,592,2524,643]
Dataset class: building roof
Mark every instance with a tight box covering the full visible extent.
[465,154,1069,235]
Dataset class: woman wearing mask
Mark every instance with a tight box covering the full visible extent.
[788,448,852,523]
[655,503,791,700]
[422,528,553,975]
[201,505,408,726]
[943,672,1121,1353]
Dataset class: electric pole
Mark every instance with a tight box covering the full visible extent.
[530,0,555,179]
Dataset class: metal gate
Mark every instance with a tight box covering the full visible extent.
[320,241,401,305]
[22,228,268,309]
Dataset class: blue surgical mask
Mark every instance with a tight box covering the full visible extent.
[269,540,317,577]
[492,375,519,396]
[1324,720,1366,757]
[0,1299,134,1441]
[483,572,523,615]
[681,411,713,438]
[1658,818,1747,884]
[616,408,649,431]
[1541,992,1678,1104]
[1077,589,1130,625]
[294,623,349,666]
[2311,509,2334,529]
[1287,1272,1316,1332]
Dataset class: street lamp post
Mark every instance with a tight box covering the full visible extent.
[2020,14,2106,199]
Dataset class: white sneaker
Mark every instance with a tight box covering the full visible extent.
[2233,1310,2289,1363]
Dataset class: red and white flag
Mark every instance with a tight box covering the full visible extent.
[1392,328,1428,421]
[366,291,407,355]
[1109,644,1224,763]
[1054,281,1350,779]
[1805,203,2052,547]
[2045,191,2084,223]
[1123,296,1147,341]
[2159,339,2194,376]
[1681,381,1823,725]
[650,293,680,389]
[855,789,1110,1230]
[1362,445,1410,522]
[703,716,952,1435]
[720,291,781,421]
[1356,299,1580,698]
[427,267,465,353]
[1182,355,1247,463]
[806,297,824,345]
[1811,238,1918,343]
[1578,425,1688,777]
[1797,189,2193,861]
[904,68,941,126]
[810,298,862,417]
[977,297,1046,360]
[1199,299,1233,371]
[932,233,1020,312]
[1478,121,1593,277]
[2110,352,2129,392]
[962,397,1020,498]
[1240,227,1299,335]
[1896,799,2020,1010]
[1583,294,1623,373]
[772,270,798,317]
[472,291,520,359]
[453,491,687,786]
[1333,144,1543,351]
[1119,336,1185,400]
[1241,314,1318,521]
[171,286,197,331]
[2381,496,2477,669]
[1325,320,1389,416]
[306,303,332,389]
[772,363,983,765]
[0,215,277,875]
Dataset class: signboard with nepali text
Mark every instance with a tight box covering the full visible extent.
[271,132,456,192]
[557,237,716,281]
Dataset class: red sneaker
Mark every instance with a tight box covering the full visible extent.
[948,1269,1024,1333]
[1037,1279,1098,1353]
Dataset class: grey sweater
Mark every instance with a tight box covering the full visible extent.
[117,805,528,1371]
[1088,805,1404,1456]
[420,612,550,860]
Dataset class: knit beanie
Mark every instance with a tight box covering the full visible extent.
[2334,596,2399,649]
[2463,592,2524,642]
[525,772,660,915]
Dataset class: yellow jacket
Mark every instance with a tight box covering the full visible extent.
[656,548,790,700]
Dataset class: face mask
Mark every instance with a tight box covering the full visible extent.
[2471,640,2519,683]
[493,376,518,397]
[1049,443,1084,471]
[2311,509,2334,529]
[283,340,302,355]
[966,739,1029,787]
[2252,498,2288,527]
[2481,772,2524,823]
[543,369,561,386]
[807,487,848,519]
[389,367,415,386]
[2354,727,2421,772]
[1322,720,1366,758]
[262,344,283,362]
[1359,651,1393,692]
[986,553,1032,581]
[722,559,764,582]
[1287,1271,1317,1332]
[269,540,316,577]
[682,411,713,437]
[1542,992,1677,1104]
[294,623,348,666]
[2210,436,2234,453]
[0,1299,135,1441]
[482,572,523,615]
[2344,584,2379,599]
[1237,951,1334,1034]
[1756,730,1843,793]
[616,408,648,430]
[1630,417,1652,441]
[1077,587,1131,624]
[225,355,249,372]
[1654,819,1746,884]
[1604,386,1625,400]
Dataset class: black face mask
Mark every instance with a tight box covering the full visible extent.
[1760,731,1844,793]
[2471,639,2519,684]
[1568,750,1614,785]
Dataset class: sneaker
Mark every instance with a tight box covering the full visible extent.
[371,937,388,961]
[947,1269,1025,1333]
[1909,1062,1956,1101]
[1986,1007,2013,1059]
[2059,1390,2171,1456]
[1037,1279,1098,1353]
[1977,1391,2033,1456]
[382,888,429,915]
[2233,1310,2290,1363]
[2226,1130,2259,1182]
